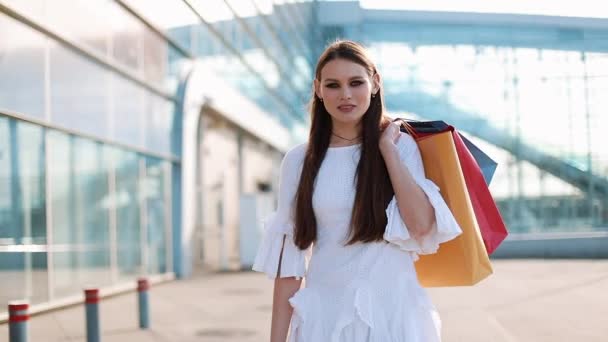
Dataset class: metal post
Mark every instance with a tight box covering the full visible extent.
[84,288,100,342]
[137,278,150,329]
[8,301,29,342]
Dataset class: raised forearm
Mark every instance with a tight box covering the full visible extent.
[271,276,302,342]
[381,144,435,239]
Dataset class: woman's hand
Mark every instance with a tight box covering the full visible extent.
[379,120,401,154]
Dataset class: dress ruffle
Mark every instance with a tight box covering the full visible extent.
[252,212,307,279]
[288,276,441,342]
[384,177,462,260]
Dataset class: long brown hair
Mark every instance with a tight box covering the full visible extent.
[293,40,394,250]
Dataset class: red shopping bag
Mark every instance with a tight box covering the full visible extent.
[452,131,508,254]
[397,119,509,255]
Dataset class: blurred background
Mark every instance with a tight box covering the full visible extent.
[1,0,607,340]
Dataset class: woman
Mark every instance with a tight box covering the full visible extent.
[253,40,462,342]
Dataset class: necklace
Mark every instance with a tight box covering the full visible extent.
[332,131,361,142]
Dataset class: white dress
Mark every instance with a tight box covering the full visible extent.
[253,132,462,342]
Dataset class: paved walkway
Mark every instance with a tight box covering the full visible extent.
[1,260,607,341]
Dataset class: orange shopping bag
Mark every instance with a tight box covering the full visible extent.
[399,121,493,287]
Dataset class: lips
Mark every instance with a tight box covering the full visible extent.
[338,104,356,112]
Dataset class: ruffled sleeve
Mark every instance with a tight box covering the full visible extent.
[383,132,462,260]
[252,145,310,279]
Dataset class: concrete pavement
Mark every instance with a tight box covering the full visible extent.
[1,259,607,341]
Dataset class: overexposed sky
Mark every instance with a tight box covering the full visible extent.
[360,0,608,19]
[122,0,608,28]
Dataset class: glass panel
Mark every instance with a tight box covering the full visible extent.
[0,15,46,119]
[113,148,142,280]
[121,0,199,32]
[144,157,168,274]
[0,117,48,306]
[111,6,144,72]
[191,0,235,23]
[46,0,110,55]
[112,75,144,148]
[145,93,175,155]
[143,27,168,90]
[49,43,110,138]
[49,132,111,297]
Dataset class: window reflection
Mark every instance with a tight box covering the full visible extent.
[112,75,145,148]
[0,117,48,306]
[0,15,46,118]
[144,157,169,274]
[46,0,110,55]
[113,148,142,279]
[49,43,110,138]
[48,132,112,297]
[144,25,168,88]
[112,12,144,72]
[145,93,175,155]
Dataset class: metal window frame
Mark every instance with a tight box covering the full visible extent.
[180,0,306,123]
[0,3,175,102]
[0,110,180,163]
[250,0,312,88]
[271,0,313,63]
[224,0,307,102]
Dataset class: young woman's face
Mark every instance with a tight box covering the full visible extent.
[315,58,379,126]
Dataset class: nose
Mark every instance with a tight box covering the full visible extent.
[340,87,352,100]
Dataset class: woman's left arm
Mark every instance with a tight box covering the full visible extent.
[380,122,436,240]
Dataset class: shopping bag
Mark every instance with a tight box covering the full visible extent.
[397,120,493,286]
[459,134,497,185]
[401,120,497,185]
[453,132,508,254]
[400,119,508,254]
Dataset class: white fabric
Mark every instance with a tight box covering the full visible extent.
[252,132,462,341]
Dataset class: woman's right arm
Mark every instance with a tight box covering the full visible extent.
[271,276,302,342]
[251,146,307,341]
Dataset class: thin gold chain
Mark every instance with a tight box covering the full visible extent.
[331,132,361,142]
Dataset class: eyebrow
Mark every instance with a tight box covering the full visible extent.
[324,76,365,82]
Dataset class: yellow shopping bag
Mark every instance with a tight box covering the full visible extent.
[412,130,493,287]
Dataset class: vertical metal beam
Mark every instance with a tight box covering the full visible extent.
[139,157,148,275]
[108,148,118,284]
[511,48,525,230]
[164,161,173,274]
[581,51,596,225]
[9,120,23,245]
[45,129,55,301]
[43,5,53,299]
[564,53,577,224]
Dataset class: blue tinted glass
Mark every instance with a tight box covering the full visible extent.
[0,116,48,305]
[48,132,112,297]
[114,148,142,279]
[144,157,168,274]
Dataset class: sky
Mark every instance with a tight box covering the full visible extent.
[359,0,608,18]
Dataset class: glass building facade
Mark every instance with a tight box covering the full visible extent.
[0,0,313,317]
[1,0,607,318]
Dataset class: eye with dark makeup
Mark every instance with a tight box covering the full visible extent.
[324,80,364,88]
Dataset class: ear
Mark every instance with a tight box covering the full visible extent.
[372,73,381,95]
[313,79,322,99]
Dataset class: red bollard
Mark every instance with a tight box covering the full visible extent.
[84,288,100,342]
[8,301,29,342]
[137,278,150,329]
